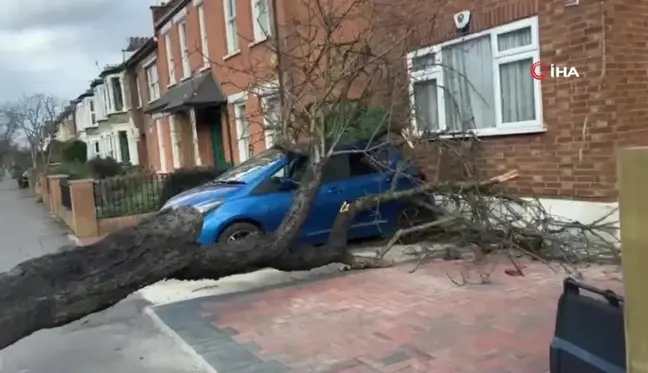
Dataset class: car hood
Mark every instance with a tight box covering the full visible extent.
[161,183,244,210]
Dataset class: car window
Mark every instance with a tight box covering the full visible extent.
[349,153,380,176]
[216,148,284,183]
[322,154,350,183]
[271,156,308,180]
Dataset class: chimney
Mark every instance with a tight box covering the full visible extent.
[124,36,150,52]
[150,3,171,25]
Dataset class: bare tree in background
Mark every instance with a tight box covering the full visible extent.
[0,109,19,166]
[0,0,619,351]
[0,93,63,172]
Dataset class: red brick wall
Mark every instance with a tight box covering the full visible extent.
[402,0,648,202]
[148,0,648,201]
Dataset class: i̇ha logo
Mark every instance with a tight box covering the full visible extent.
[530,61,580,80]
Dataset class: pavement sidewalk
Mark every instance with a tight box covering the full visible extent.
[150,259,622,373]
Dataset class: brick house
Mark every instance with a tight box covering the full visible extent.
[139,0,281,173]
[53,0,647,225]
[53,105,77,142]
[402,0,647,222]
[123,37,159,171]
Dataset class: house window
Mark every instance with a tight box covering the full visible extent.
[262,94,280,149]
[110,77,124,112]
[146,63,160,101]
[408,16,542,136]
[224,0,239,54]
[135,77,142,107]
[251,0,271,42]
[94,141,100,155]
[164,32,175,84]
[102,86,110,114]
[90,99,96,124]
[234,103,249,162]
[197,5,209,66]
[178,21,190,78]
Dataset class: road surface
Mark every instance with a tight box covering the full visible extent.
[0,174,209,373]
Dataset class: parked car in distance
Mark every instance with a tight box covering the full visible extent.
[160,143,424,245]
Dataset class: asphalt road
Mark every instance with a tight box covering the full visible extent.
[0,173,209,373]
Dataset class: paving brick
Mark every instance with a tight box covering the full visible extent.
[153,260,622,373]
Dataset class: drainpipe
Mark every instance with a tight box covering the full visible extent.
[223,106,234,167]
[270,0,287,139]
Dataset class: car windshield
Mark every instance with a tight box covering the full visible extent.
[214,148,285,184]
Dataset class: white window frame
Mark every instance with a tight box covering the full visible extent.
[108,75,125,113]
[407,16,544,138]
[155,117,168,172]
[253,81,280,149]
[251,0,272,42]
[164,31,175,85]
[232,100,249,163]
[145,62,160,102]
[178,20,190,79]
[89,99,96,124]
[197,5,210,67]
[223,0,239,54]
[135,77,142,108]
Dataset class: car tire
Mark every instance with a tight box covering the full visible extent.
[217,222,262,244]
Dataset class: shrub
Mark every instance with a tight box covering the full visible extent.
[158,166,229,206]
[48,162,91,180]
[46,140,66,163]
[62,140,87,163]
[88,157,123,179]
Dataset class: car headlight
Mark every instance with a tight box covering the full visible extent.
[194,200,224,215]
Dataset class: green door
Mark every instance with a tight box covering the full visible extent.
[209,112,227,168]
[118,131,130,164]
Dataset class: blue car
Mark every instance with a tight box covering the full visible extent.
[161,144,423,245]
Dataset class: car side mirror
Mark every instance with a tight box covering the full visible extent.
[277,177,298,191]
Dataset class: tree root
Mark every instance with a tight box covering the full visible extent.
[341,254,394,270]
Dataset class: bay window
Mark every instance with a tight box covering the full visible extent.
[234,103,250,162]
[408,16,542,136]
[251,0,271,42]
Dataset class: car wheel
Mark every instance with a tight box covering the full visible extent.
[217,222,262,244]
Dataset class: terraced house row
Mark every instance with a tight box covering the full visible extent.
[54,0,648,224]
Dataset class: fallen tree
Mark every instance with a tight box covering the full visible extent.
[0,0,620,352]
[0,148,619,349]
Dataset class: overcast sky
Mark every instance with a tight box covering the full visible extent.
[0,0,159,103]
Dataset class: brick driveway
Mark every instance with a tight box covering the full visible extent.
[153,259,622,373]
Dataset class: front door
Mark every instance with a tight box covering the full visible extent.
[118,131,130,164]
[208,109,227,168]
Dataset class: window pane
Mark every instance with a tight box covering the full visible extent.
[413,80,439,131]
[412,53,436,71]
[499,58,536,123]
[349,154,378,176]
[442,35,496,130]
[256,0,270,36]
[497,27,532,51]
[322,154,350,182]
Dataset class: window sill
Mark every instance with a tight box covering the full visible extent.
[415,125,546,139]
[223,50,241,61]
[167,81,177,88]
[180,75,191,82]
[107,110,127,116]
[199,64,210,72]
[249,38,269,48]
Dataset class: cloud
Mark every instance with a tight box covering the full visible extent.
[0,0,157,102]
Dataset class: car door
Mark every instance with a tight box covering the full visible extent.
[343,152,396,238]
[301,154,352,243]
[249,155,306,235]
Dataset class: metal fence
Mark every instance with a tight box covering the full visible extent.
[60,178,72,210]
[94,173,169,219]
